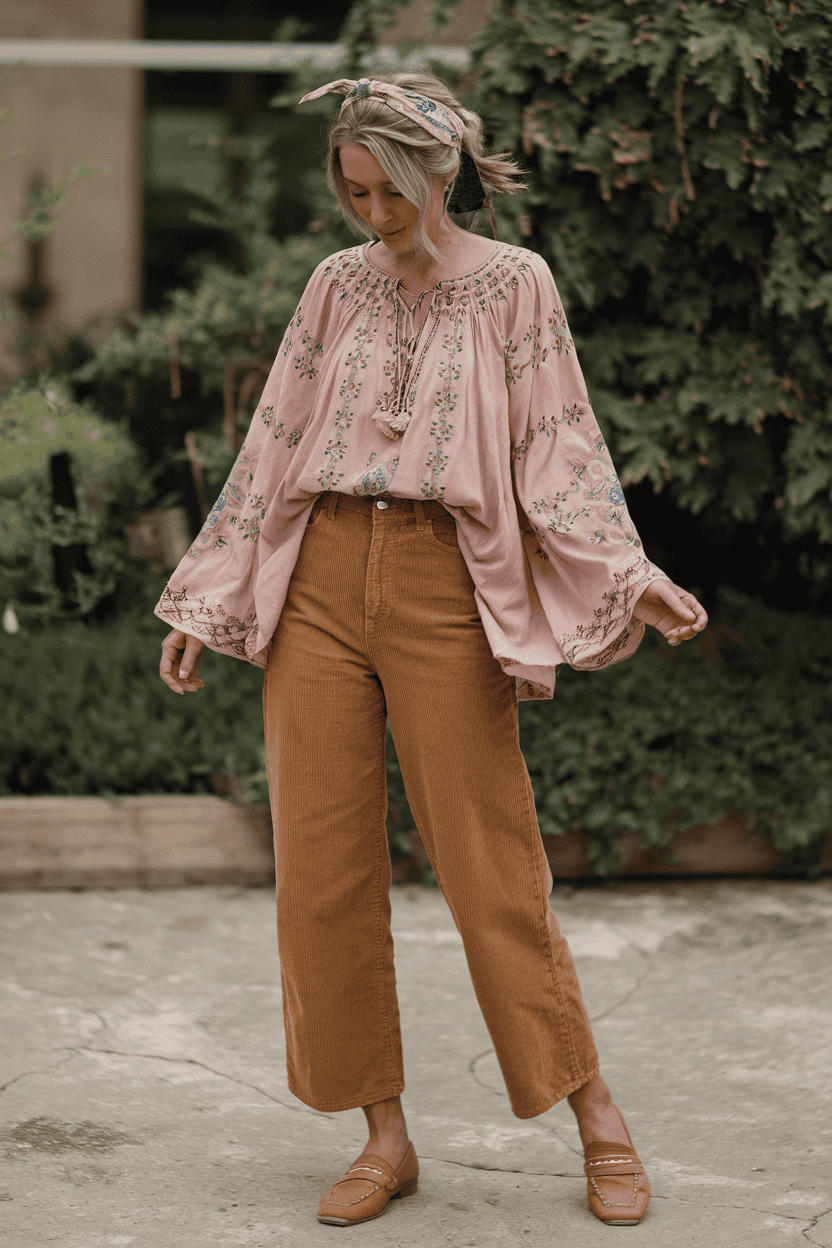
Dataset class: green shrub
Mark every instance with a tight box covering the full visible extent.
[0,600,264,796]
[517,588,832,874]
[0,383,154,624]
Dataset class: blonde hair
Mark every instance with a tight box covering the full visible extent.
[326,71,526,259]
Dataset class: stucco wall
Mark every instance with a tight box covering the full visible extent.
[0,0,142,372]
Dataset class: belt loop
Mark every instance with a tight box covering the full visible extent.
[412,499,426,531]
[326,491,339,520]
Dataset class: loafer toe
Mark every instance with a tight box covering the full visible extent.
[317,1143,419,1226]
[583,1141,650,1225]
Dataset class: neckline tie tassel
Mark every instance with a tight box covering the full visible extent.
[372,410,413,441]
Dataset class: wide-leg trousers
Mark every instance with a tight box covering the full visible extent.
[262,490,599,1120]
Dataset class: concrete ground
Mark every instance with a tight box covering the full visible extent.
[0,879,830,1248]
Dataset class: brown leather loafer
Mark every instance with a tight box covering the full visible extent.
[317,1141,419,1226]
[584,1141,650,1225]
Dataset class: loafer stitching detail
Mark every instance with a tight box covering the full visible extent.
[590,1173,641,1208]
[325,1185,384,1209]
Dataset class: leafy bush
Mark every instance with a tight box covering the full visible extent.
[0,383,136,498]
[518,588,832,874]
[0,383,154,623]
[468,0,832,605]
[0,599,265,796]
[2,590,828,874]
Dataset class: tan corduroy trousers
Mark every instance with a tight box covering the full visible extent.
[262,491,599,1120]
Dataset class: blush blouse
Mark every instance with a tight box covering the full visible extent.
[154,240,666,701]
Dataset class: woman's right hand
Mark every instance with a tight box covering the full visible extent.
[159,629,206,695]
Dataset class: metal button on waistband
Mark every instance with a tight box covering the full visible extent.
[376,499,389,509]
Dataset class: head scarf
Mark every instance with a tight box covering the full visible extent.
[298,77,465,147]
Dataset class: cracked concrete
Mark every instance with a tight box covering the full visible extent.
[0,879,830,1247]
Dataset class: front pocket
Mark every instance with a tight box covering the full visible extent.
[306,496,327,527]
[425,518,460,550]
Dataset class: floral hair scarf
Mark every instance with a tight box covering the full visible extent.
[298,77,465,147]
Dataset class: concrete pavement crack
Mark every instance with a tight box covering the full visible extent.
[803,1205,832,1244]
[588,944,652,1025]
[468,1047,502,1097]
[419,1153,581,1177]
[0,1050,75,1094]
[74,1045,333,1118]
[651,1193,818,1223]
[1,1072,38,1095]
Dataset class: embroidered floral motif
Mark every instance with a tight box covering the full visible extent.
[512,404,587,462]
[188,445,252,556]
[516,678,552,701]
[421,312,464,498]
[324,251,386,312]
[156,584,256,661]
[522,522,551,563]
[540,404,589,442]
[505,320,560,386]
[524,424,645,558]
[294,329,324,379]
[530,488,592,537]
[511,429,535,464]
[270,420,303,446]
[238,493,268,542]
[577,441,642,547]
[504,340,523,387]
[352,457,399,496]
[558,403,585,428]
[316,330,374,490]
[548,307,572,354]
[525,323,549,370]
[280,311,302,357]
[560,562,661,667]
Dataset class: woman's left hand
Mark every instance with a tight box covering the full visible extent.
[632,579,708,646]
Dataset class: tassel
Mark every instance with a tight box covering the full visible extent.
[372,409,412,440]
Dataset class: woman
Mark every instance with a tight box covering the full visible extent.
[158,72,707,1228]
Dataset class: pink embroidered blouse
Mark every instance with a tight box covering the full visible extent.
[154,240,666,701]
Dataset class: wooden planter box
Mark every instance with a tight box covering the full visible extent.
[0,796,275,890]
[0,797,828,889]
[542,812,831,878]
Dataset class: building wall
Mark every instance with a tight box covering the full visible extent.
[0,0,142,372]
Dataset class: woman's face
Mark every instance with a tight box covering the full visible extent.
[339,142,447,255]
